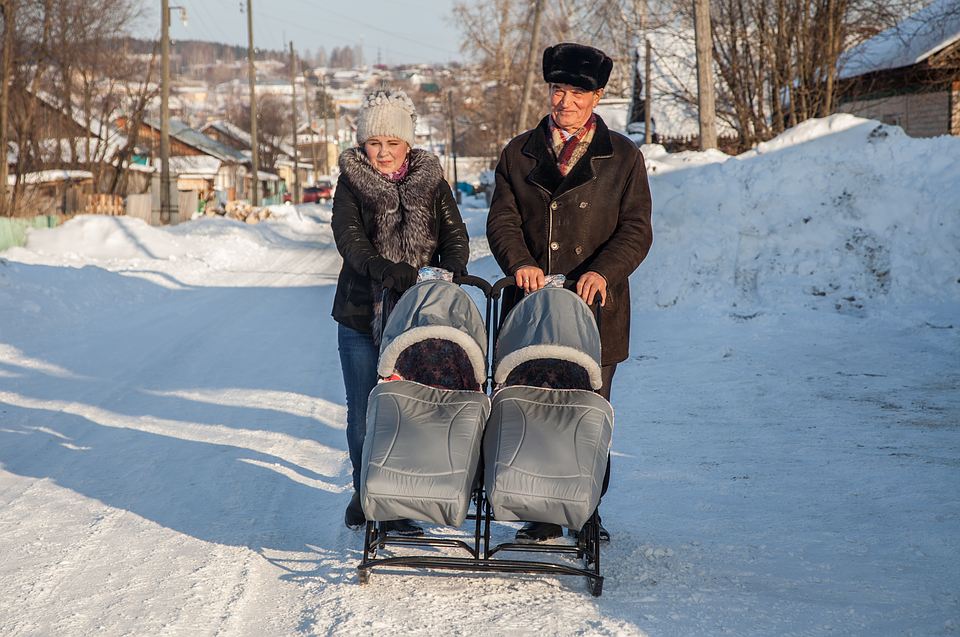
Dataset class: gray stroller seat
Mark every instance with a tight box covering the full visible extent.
[484,287,614,530]
[360,280,491,527]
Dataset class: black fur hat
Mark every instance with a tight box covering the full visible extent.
[542,43,613,91]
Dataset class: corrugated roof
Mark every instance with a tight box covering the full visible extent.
[201,120,252,148]
[146,118,248,164]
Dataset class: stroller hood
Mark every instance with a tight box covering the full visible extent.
[493,287,602,390]
[378,280,487,386]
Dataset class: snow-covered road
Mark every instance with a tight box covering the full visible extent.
[1,116,959,635]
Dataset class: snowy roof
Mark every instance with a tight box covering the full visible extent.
[839,0,960,79]
[7,169,93,186]
[37,137,129,165]
[33,89,116,142]
[202,120,295,160]
[201,120,252,149]
[160,155,222,179]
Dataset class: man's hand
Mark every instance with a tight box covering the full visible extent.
[576,271,607,306]
[514,266,546,294]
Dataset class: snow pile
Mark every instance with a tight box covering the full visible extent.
[0,207,333,338]
[4,209,327,280]
[635,114,960,313]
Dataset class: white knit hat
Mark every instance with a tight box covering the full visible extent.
[356,89,417,147]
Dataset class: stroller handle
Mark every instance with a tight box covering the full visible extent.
[453,273,493,296]
[490,275,604,305]
[489,275,602,336]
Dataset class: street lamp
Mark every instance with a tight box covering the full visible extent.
[160,2,187,225]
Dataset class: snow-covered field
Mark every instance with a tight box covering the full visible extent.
[1,115,958,636]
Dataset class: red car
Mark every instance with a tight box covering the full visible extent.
[302,180,333,203]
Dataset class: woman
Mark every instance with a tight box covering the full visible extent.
[331,89,469,535]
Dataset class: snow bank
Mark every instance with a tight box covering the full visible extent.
[3,115,957,320]
[636,114,960,314]
[4,206,328,276]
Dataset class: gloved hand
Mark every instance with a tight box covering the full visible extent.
[451,264,468,279]
[382,262,418,293]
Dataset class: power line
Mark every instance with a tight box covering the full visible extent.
[283,0,458,57]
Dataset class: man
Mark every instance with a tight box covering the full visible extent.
[486,42,653,543]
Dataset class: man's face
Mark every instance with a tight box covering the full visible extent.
[549,83,603,132]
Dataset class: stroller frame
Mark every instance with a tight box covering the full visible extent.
[357,276,605,596]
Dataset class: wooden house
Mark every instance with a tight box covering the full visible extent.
[836,0,960,137]
[126,117,248,201]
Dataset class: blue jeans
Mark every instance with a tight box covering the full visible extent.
[337,323,380,492]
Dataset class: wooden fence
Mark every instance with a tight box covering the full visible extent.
[125,194,152,223]
[656,133,742,154]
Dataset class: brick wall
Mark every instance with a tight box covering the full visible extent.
[837,91,951,137]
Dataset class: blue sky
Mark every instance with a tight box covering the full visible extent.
[138,0,464,65]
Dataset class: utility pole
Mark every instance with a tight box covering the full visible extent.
[516,0,544,133]
[160,0,173,224]
[693,0,717,150]
[645,38,653,145]
[246,0,259,205]
[317,74,329,175]
[303,69,318,182]
[448,91,459,201]
[289,41,300,204]
[159,3,186,223]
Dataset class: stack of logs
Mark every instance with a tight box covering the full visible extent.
[220,200,273,224]
[81,193,125,216]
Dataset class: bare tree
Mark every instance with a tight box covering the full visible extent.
[227,93,290,173]
[0,0,15,216]
[453,0,530,149]
[4,0,54,215]
[658,0,929,149]
[1,0,148,213]
[108,41,160,195]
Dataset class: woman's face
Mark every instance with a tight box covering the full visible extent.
[363,136,409,174]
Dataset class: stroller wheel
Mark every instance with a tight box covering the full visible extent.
[358,569,370,585]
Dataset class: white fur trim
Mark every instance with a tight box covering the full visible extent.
[378,325,486,385]
[493,344,603,390]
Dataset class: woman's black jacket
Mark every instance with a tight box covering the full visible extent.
[331,178,469,333]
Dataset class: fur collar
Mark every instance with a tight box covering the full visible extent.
[338,147,445,340]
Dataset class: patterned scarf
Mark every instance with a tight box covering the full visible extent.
[383,156,410,182]
[549,114,597,176]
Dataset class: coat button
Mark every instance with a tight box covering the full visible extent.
[550,241,559,251]
[550,201,558,210]
[575,245,583,255]
[579,201,588,209]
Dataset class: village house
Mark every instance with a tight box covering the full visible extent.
[836,0,960,137]
[200,120,311,201]
[127,117,248,203]
[6,90,153,216]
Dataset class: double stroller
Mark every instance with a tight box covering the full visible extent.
[357,274,614,596]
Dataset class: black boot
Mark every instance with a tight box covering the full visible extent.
[381,519,424,537]
[568,517,611,542]
[344,491,365,529]
[515,521,563,542]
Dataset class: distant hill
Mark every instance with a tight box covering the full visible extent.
[115,37,289,65]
